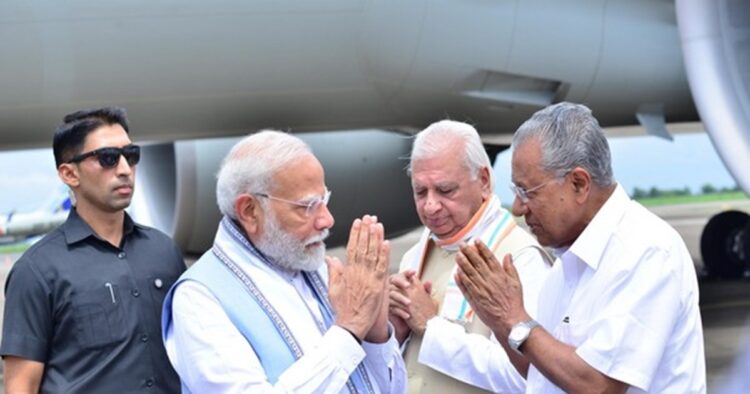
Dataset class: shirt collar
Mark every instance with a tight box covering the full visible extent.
[62,208,141,245]
[567,183,629,270]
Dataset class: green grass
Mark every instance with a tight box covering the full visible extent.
[635,191,749,206]
[0,242,32,254]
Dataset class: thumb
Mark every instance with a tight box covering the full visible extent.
[404,270,418,280]
[423,280,433,294]
[326,256,344,284]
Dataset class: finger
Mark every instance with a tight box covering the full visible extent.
[458,243,485,272]
[389,305,411,320]
[503,253,521,282]
[377,239,390,275]
[403,270,418,280]
[456,247,481,281]
[390,273,411,289]
[476,240,502,271]
[423,280,433,294]
[406,271,422,287]
[455,251,485,295]
[469,240,494,273]
[456,267,483,308]
[346,219,362,264]
[326,256,343,285]
[389,290,411,307]
[454,268,474,302]
[366,222,383,268]
[355,218,371,265]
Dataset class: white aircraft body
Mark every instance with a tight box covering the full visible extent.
[0,186,71,243]
[0,0,748,275]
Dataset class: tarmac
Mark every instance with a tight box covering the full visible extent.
[1,201,749,392]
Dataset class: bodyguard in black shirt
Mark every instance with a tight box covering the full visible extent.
[1,107,185,393]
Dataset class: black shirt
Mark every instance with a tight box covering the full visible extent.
[1,209,185,393]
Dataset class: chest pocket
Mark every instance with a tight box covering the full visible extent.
[72,285,128,349]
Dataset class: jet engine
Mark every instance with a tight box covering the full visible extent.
[677,0,750,278]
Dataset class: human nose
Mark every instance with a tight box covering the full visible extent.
[115,154,134,175]
[423,192,442,214]
[314,203,335,231]
[511,194,527,216]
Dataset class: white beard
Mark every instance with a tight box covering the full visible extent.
[255,212,329,272]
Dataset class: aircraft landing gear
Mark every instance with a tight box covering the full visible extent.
[701,210,750,279]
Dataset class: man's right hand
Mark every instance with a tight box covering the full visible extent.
[389,271,438,336]
[328,215,390,340]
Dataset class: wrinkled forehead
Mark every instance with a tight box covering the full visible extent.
[411,154,472,184]
[511,139,546,182]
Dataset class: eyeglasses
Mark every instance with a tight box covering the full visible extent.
[509,179,555,204]
[255,189,331,217]
[67,145,141,169]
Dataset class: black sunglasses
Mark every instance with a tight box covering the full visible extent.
[67,145,141,168]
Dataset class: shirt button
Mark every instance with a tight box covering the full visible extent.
[154,278,163,289]
[118,252,126,259]
[131,289,140,297]
[145,378,154,387]
[141,334,149,342]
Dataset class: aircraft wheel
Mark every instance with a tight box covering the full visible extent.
[700,210,750,279]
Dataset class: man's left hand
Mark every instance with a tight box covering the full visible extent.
[455,240,529,339]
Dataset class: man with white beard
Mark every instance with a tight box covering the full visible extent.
[161,130,407,393]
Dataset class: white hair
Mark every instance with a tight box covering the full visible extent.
[409,120,494,188]
[216,130,313,218]
[512,102,614,187]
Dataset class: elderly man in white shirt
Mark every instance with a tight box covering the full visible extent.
[455,102,706,393]
[389,120,551,393]
[162,130,406,393]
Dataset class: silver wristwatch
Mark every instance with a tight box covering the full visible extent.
[508,319,540,352]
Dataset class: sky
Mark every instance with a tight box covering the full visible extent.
[0,148,59,213]
[0,132,740,215]
[492,132,737,204]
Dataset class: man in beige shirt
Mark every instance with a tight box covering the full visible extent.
[389,120,551,393]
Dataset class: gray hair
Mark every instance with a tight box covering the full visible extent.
[409,120,494,188]
[512,102,614,187]
[216,130,313,219]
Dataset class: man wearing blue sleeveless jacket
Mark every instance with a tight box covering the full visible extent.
[162,130,406,393]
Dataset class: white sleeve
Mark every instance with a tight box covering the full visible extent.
[417,317,526,393]
[415,247,549,393]
[512,246,552,320]
[164,281,368,394]
[361,324,408,394]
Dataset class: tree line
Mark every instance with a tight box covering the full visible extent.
[631,184,743,199]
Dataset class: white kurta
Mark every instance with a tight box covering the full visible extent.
[164,261,406,393]
[415,247,550,393]
[399,195,551,393]
[526,184,706,393]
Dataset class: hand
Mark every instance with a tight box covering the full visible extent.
[365,275,391,343]
[388,272,412,343]
[389,271,438,336]
[455,240,529,339]
[328,215,390,340]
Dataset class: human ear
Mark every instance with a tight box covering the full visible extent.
[234,194,262,236]
[479,166,492,198]
[569,167,591,202]
[57,163,80,188]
